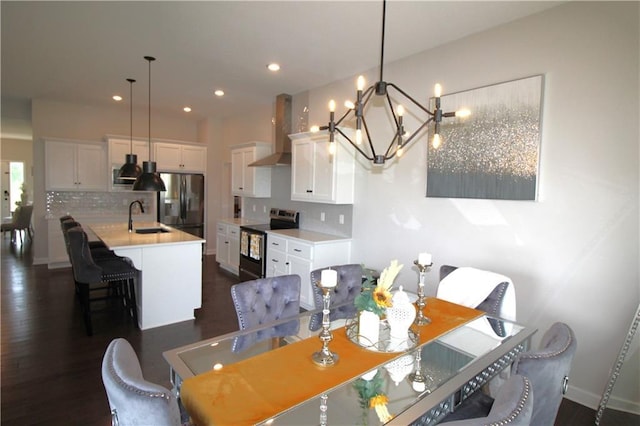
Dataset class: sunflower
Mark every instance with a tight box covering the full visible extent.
[370,394,393,423]
[373,286,393,309]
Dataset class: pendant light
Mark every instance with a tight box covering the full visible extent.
[117,78,142,180]
[133,56,166,192]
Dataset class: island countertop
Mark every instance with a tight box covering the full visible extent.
[89,222,205,250]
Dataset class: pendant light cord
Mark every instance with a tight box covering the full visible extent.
[127,78,135,154]
[144,56,155,160]
[379,0,386,83]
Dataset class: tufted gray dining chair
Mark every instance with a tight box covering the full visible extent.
[512,321,577,426]
[438,375,534,425]
[438,322,576,425]
[102,338,181,426]
[308,264,364,331]
[230,275,301,352]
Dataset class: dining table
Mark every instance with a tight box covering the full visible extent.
[163,297,536,425]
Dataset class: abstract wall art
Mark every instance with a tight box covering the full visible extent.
[427,75,544,201]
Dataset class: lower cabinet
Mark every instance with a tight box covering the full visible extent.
[265,232,351,310]
[216,222,240,275]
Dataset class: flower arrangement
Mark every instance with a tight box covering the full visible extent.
[355,260,404,317]
[353,370,394,423]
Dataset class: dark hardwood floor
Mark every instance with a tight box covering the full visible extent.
[1,235,636,425]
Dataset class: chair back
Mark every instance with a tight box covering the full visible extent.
[512,322,577,426]
[66,226,102,283]
[438,375,533,426]
[438,264,512,336]
[102,338,180,426]
[230,275,301,352]
[14,204,33,228]
[309,264,363,331]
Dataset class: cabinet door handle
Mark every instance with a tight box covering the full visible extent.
[306,189,313,193]
[272,259,279,263]
[272,242,279,246]
[285,262,290,266]
[293,248,302,252]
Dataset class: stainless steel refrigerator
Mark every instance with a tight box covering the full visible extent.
[157,173,205,238]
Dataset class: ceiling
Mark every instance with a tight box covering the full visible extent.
[2,1,561,128]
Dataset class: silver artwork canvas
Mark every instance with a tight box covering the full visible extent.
[427,75,543,200]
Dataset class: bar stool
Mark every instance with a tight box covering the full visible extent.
[67,226,139,336]
[60,217,116,260]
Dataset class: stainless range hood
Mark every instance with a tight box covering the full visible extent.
[249,93,292,167]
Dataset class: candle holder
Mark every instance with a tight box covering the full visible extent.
[312,283,339,366]
[413,260,432,325]
[408,347,430,393]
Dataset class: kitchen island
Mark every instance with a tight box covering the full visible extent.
[90,222,205,330]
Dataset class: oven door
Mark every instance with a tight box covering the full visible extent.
[239,229,266,281]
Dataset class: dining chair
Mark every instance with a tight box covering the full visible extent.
[308,263,363,331]
[437,265,515,337]
[438,322,576,425]
[67,226,138,335]
[1,204,33,245]
[102,338,182,426]
[230,274,301,352]
[512,321,577,425]
[437,375,533,425]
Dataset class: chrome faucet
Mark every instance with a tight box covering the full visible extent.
[128,200,145,232]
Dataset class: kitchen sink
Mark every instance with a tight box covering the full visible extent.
[135,227,170,234]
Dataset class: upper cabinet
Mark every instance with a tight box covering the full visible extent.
[290,130,355,204]
[154,142,207,173]
[107,137,149,167]
[231,142,272,198]
[45,139,107,191]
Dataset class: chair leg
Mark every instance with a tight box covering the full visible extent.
[78,282,93,336]
[127,278,139,327]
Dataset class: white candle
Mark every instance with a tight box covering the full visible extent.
[418,252,432,266]
[320,269,337,288]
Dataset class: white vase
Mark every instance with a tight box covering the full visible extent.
[358,310,380,347]
[386,286,416,351]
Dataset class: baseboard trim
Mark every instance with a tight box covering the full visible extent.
[566,385,640,415]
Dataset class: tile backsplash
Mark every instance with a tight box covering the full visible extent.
[46,191,155,217]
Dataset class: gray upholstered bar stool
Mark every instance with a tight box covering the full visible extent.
[60,216,114,259]
[67,226,139,336]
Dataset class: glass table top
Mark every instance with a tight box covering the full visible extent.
[163,300,534,426]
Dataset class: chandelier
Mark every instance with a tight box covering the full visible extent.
[313,0,469,165]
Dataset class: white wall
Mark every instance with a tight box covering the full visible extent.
[219,1,637,411]
[300,2,638,410]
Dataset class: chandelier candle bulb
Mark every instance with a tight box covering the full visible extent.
[357,75,366,91]
[320,269,338,288]
[434,83,442,98]
[418,253,432,266]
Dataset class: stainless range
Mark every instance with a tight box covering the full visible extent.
[239,208,299,282]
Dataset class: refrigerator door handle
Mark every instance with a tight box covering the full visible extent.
[179,175,187,221]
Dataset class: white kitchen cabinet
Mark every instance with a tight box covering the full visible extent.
[290,130,355,204]
[154,142,207,173]
[45,139,107,191]
[107,137,149,166]
[231,142,272,198]
[216,222,240,274]
[265,230,352,310]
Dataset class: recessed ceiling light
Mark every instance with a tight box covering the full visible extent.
[214,89,224,97]
[183,107,192,112]
[267,63,280,72]
[112,95,123,101]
